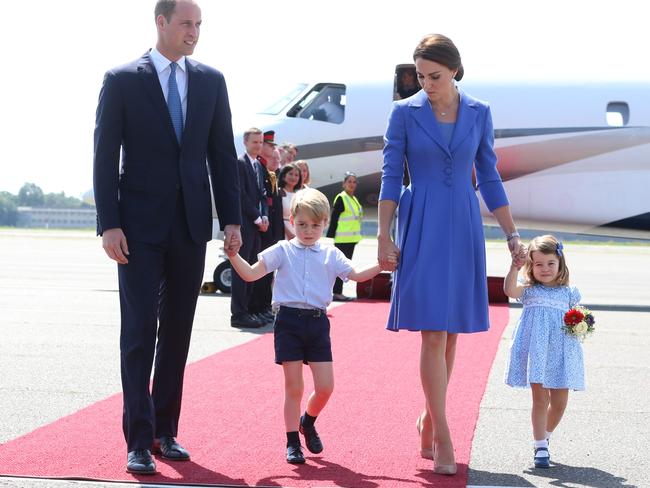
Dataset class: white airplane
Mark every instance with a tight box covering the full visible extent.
[232,64,650,240]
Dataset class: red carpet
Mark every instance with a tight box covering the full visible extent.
[0,302,508,488]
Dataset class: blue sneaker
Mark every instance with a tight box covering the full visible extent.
[534,446,550,468]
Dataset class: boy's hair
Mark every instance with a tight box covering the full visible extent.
[523,234,570,286]
[290,188,330,222]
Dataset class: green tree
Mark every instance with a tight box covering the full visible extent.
[44,191,86,208]
[0,193,18,225]
[18,183,45,207]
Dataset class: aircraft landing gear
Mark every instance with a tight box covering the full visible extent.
[213,260,232,294]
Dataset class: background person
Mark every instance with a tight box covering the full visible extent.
[278,163,303,239]
[295,160,311,188]
[93,0,242,474]
[396,68,420,99]
[327,172,363,301]
[280,142,298,166]
[377,33,524,475]
[231,127,268,328]
[249,131,284,323]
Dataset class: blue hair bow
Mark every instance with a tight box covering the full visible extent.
[556,241,564,257]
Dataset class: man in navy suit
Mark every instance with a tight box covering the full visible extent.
[231,127,269,328]
[93,0,241,474]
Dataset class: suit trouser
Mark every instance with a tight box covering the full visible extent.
[250,229,279,313]
[333,242,357,294]
[118,195,206,451]
[230,224,260,315]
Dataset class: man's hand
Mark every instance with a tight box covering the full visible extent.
[257,216,269,232]
[102,228,129,264]
[223,224,242,255]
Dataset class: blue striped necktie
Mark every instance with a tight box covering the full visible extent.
[167,62,183,143]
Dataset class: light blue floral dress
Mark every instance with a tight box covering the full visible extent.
[505,284,585,390]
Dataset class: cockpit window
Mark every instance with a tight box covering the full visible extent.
[286,83,346,124]
[259,84,308,115]
[394,64,419,101]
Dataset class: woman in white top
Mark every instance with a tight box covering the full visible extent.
[278,163,303,239]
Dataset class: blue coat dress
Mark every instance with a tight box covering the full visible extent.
[379,89,509,333]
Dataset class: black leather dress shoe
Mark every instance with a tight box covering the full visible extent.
[255,311,275,325]
[332,293,354,302]
[152,436,190,461]
[299,415,323,453]
[126,449,157,474]
[231,313,263,328]
[286,444,305,464]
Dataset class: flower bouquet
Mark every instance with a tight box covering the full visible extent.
[563,306,595,341]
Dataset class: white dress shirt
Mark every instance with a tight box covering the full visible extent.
[149,47,188,123]
[259,239,353,311]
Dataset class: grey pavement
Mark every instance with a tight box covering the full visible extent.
[0,229,649,488]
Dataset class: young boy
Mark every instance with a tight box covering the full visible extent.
[227,188,393,464]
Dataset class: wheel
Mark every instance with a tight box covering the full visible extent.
[213,260,232,294]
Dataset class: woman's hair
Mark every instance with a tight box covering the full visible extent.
[413,34,464,81]
[291,188,330,222]
[523,234,570,286]
[295,160,311,186]
[278,163,303,190]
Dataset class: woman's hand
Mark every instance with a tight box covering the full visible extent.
[508,237,527,268]
[378,235,400,272]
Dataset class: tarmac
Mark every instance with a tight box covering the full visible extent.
[0,228,648,488]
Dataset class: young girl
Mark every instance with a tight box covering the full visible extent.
[503,235,585,469]
[227,188,393,464]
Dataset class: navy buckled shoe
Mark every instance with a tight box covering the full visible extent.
[534,446,550,468]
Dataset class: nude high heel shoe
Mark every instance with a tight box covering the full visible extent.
[433,441,457,475]
[415,414,433,460]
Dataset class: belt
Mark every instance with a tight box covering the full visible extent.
[278,306,325,318]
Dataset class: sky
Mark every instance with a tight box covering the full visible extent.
[1,0,648,197]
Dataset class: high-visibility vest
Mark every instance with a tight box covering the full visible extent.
[333,191,363,243]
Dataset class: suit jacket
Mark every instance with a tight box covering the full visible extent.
[260,168,284,245]
[93,51,241,244]
[238,154,268,235]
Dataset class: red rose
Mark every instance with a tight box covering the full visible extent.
[564,309,585,326]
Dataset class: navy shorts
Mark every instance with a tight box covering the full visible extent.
[274,306,332,365]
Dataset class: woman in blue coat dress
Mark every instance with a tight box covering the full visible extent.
[377,34,524,474]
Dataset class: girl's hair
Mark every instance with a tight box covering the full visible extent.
[413,34,464,81]
[278,163,303,190]
[291,188,330,222]
[523,234,570,286]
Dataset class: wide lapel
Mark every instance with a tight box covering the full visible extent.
[449,89,478,154]
[183,58,200,148]
[409,91,451,158]
[137,51,180,146]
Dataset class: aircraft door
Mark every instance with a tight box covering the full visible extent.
[394,64,418,100]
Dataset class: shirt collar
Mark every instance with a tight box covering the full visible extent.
[246,153,258,164]
[289,237,322,252]
[150,47,187,74]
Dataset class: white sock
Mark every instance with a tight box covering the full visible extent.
[534,439,549,456]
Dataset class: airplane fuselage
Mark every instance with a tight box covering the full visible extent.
[233,76,650,239]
